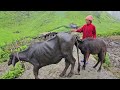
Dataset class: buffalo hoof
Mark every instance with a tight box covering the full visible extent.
[93,66,96,68]
[97,69,101,72]
[67,72,73,77]
[82,66,85,70]
[75,72,80,75]
[59,73,65,77]
[35,77,40,79]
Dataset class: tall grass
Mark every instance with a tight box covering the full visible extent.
[0,62,25,79]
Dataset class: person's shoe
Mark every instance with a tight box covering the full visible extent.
[81,60,88,64]
[86,61,88,64]
[81,60,84,62]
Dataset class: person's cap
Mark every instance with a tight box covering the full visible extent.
[85,15,94,21]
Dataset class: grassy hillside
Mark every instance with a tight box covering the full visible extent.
[0,11,120,62]
[0,11,120,79]
[0,11,120,45]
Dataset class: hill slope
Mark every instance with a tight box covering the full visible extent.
[0,11,120,46]
[0,11,120,79]
[0,11,120,63]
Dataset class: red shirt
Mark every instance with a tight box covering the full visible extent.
[76,23,96,39]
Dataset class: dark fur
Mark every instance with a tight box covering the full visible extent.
[33,32,58,40]
[76,37,107,72]
[8,32,80,79]
[40,32,58,40]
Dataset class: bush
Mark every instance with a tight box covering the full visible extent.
[103,53,111,68]
[15,45,28,52]
[0,62,25,79]
[0,40,28,63]
[0,48,9,63]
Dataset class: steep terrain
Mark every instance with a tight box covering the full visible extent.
[17,46,117,79]
[0,11,120,79]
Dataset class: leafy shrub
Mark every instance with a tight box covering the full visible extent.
[0,62,25,79]
[0,48,9,63]
[93,52,111,68]
[103,53,111,68]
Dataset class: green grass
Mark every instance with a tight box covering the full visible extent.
[105,53,111,66]
[0,37,30,63]
[0,62,25,79]
[93,52,111,68]
[0,11,120,63]
[0,11,119,78]
[0,11,120,45]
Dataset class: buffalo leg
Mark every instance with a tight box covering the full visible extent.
[30,59,40,79]
[67,56,76,77]
[93,60,100,68]
[87,54,90,62]
[97,61,103,72]
[33,66,40,79]
[82,53,89,70]
[93,54,100,68]
[32,62,40,79]
[59,59,70,77]
[97,52,105,72]
[82,55,86,70]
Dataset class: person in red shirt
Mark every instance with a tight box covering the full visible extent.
[71,15,96,39]
[71,15,97,64]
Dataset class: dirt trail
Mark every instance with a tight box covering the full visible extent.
[0,62,9,76]
[17,46,117,79]
[100,36,120,78]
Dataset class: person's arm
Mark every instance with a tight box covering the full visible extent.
[92,26,96,39]
[71,26,84,32]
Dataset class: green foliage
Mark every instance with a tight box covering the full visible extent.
[103,53,111,68]
[0,41,28,63]
[0,11,120,47]
[0,11,120,63]
[93,52,111,68]
[0,11,120,64]
[0,11,119,78]
[0,62,25,79]
[0,48,9,63]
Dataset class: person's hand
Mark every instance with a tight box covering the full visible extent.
[71,29,77,32]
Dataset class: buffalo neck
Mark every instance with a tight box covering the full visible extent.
[17,51,29,62]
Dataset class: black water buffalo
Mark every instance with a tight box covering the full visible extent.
[8,32,80,79]
[76,37,107,72]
